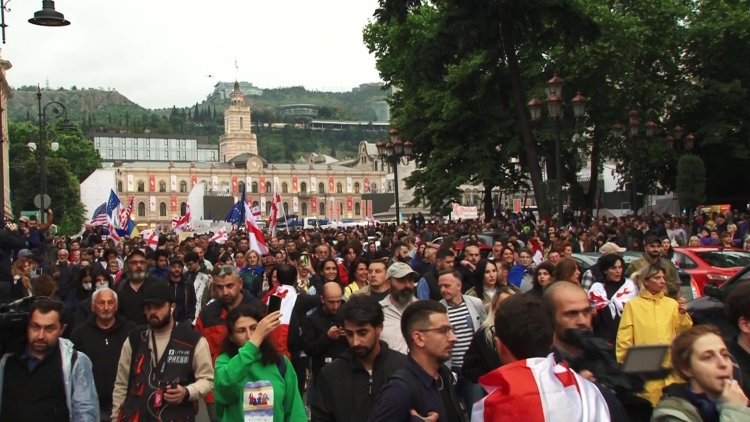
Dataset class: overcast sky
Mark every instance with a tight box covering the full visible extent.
[3,1,382,109]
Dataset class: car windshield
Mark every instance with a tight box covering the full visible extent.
[696,251,750,268]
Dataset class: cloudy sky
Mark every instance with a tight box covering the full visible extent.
[4,1,382,108]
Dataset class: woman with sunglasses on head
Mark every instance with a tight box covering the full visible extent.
[652,325,750,421]
[214,303,306,421]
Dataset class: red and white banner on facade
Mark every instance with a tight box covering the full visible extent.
[364,177,370,193]
[346,196,353,212]
[232,176,238,193]
[311,197,318,214]
[328,176,334,192]
[170,196,177,212]
[149,175,156,192]
[191,175,197,187]
[292,177,298,193]
[260,177,266,193]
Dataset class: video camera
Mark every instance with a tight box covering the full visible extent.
[0,296,36,357]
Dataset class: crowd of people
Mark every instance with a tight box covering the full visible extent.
[0,208,749,421]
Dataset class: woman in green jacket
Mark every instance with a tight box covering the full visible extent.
[214,303,306,422]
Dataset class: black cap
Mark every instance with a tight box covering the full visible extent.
[142,282,175,306]
[644,234,661,246]
[169,257,184,267]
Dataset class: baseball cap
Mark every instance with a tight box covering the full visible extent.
[18,216,30,223]
[599,242,626,255]
[142,282,175,306]
[644,234,661,246]
[17,249,33,258]
[386,262,419,279]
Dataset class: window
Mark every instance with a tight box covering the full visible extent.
[137,181,145,192]
[336,183,343,194]
[282,182,288,193]
[301,202,308,215]
[300,182,307,193]
[265,182,272,193]
[159,202,167,216]
[371,183,377,193]
[117,181,123,192]
[283,202,289,214]
[318,182,325,193]
[319,202,325,215]
[265,201,272,216]
[180,202,187,215]
[238,181,245,194]
[355,202,361,216]
[179,181,187,193]
[252,182,259,193]
[354,182,360,194]
[137,202,146,217]
[159,180,166,192]
[252,201,259,208]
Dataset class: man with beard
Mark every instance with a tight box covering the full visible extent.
[112,282,214,421]
[0,298,99,421]
[390,241,410,266]
[166,257,197,324]
[70,288,136,419]
[625,234,680,298]
[367,300,466,422]
[379,262,419,355]
[302,282,349,395]
[116,249,163,325]
[195,266,262,421]
[312,294,407,421]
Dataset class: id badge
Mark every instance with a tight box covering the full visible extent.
[154,388,163,408]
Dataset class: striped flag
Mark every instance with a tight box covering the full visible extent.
[472,354,610,422]
[89,202,108,227]
[244,202,268,255]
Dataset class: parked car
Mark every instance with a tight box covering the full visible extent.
[688,264,750,338]
[672,247,750,295]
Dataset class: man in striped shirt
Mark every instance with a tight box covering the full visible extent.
[437,270,486,411]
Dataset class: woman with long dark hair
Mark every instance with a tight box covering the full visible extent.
[526,261,555,298]
[214,304,305,421]
[466,259,500,308]
[587,254,637,345]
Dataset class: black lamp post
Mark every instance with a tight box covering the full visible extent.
[376,128,413,225]
[27,86,74,222]
[527,73,587,221]
[29,0,70,26]
[612,110,658,214]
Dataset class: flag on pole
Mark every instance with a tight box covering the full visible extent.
[210,227,228,244]
[140,229,159,250]
[269,193,281,235]
[245,202,269,255]
[118,195,134,228]
[172,205,191,233]
[89,202,108,227]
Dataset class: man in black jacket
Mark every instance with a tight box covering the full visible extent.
[302,282,349,390]
[116,249,164,325]
[166,257,196,324]
[70,287,136,419]
[0,222,27,302]
[312,294,406,422]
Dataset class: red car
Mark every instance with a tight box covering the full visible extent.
[672,247,750,295]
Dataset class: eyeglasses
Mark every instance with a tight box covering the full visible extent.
[417,325,455,335]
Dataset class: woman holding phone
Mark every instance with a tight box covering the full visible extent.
[652,325,750,421]
[214,303,306,422]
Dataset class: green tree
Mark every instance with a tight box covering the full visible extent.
[676,154,706,216]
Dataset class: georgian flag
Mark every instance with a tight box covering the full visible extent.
[244,202,269,255]
[472,354,610,422]
[262,284,298,358]
[210,227,228,245]
[140,229,159,250]
[172,205,191,233]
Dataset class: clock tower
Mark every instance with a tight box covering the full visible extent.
[219,81,258,162]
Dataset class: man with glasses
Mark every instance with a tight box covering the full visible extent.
[367,300,467,422]
[509,248,535,291]
[380,262,419,354]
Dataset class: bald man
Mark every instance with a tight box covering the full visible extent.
[302,282,349,391]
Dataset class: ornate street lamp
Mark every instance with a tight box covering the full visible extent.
[376,128,413,225]
[29,0,70,26]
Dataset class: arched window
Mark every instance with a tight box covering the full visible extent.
[137,181,145,192]
[336,183,343,194]
[265,201,272,215]
[354,182,360,194]
[282,182,288,193]
[137,202,146,217]
[238,181,245,194]
[301,202,308,215]
[300,182,307,193]
[355,202,361,216]
[159,202,167,216]
[251,182,259,193]
[159,180,166,192]
[265,182,272,193]
[319,202,325,215]
[283,202,289,214]
[318,182,325,193]
[117,180,123,192]
[371,183,377,193]
[179,181,187,193]
[338,203,343,216]
[180,202,187,215]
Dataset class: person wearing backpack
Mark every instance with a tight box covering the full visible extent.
[367,300,468,422]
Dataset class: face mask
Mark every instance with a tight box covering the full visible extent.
[95,282,109,291]
[82,282,92,291]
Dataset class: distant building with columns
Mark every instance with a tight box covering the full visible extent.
[81,82,392,228]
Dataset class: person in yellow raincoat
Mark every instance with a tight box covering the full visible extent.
[616,263,692,406]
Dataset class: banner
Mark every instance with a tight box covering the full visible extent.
[311,196,318,213]
[346,177,353,193]
[260,177,266,193]
[292,177,298,193]
[346,196,353,212]
[245,176,252,193]
[513,199,522,213]
[170,175,177,192]
[149,175,156,192]
[260,196,266,215]
[328,176,335,192]
[367,201,373,219]
[452,203,479,220]
[381,177,387,193]
[329,197,335,221]
[232,176,238,193]
[292,196,299,212]
[127,174,134,192]
[149,195,156,212]
[311,176,317,193]
[211,175,218,190]
[364,177,369,193]
[273,176,280,193]
[191,175,197,187]
[170,196,177,212]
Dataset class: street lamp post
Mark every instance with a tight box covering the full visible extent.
[27,86,74,222]
[612,110,657,214]
[376,129,413,225]
[527,73,587,222]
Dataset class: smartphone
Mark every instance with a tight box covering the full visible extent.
[300,254,310,268]
[268,295,282,315]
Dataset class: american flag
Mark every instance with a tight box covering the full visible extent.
[89,202,108,227]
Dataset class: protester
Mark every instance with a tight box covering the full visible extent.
[302,282,348,393]
[352,259,390,301]
[526,261,555,298]
[379,262,419,354]
[725,283,750,396]
[587,254,638,345]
